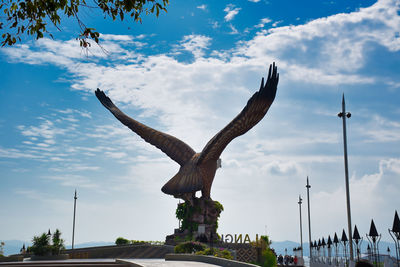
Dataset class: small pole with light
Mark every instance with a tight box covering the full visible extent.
[333,233,339,265]
[338,94,354,261]
[298,195,304,258]
[388,210,400,267]
[366,219,381,267]
[353,225,363,261]
[72,189,78,250]
[306,177,312,261]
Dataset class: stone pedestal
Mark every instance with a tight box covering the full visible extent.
[166,198,223,245]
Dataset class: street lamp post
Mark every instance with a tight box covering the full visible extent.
[388,210,400,267]
[306,177,312,261]
[367,219,382,267]
[338,94,354,261]
[72,189,78,250]
[353,225,363,261]
[298,195,304,258]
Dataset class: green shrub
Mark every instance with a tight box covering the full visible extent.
[31,233,51,256]
[130,240,148,245]
[51,229,65,255]
[218,249,233,260]
[195,247,214,255]
[261,248,277,267]
[174,241,206,254]
[195,247,233,260]
[30,229,65,256]
[115,237,130,245]
[175,202,199,232]
[0,241,4,256]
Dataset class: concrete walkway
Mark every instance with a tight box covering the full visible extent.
[122,259,220,267]
[0,259,220,267]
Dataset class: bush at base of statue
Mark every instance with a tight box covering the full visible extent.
[195,247,233,260]
[174,241,207,254]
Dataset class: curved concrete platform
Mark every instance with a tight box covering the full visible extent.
[165,254,259,267]
[0,256,258,267]
[0,258,221,267]
[120,259,220,267]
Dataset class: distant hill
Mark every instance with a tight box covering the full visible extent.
[270,240,301,256]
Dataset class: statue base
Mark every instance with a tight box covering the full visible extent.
[165,197,223,245]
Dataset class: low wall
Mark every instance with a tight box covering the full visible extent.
[0,256,24,262]
[216,242,260,263]
[165,253,260,267]
[63,244,174,259]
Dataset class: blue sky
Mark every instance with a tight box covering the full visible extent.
[1,0,400,249]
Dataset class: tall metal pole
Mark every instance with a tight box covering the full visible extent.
[298,195,304,258]
[306,177,312,260]
[338,94,354,261]
[72,189,77,250]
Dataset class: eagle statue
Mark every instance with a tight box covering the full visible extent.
[95,63,279,204]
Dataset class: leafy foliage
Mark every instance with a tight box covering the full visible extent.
[31,233,51,256]
[30,229,65,256]
[115,237,130,245]
[176,200,224,234]
[115,237,164,246]
[0,0,169,46]
[261,249,277,267]
[214,201,224,214]
[196,247,233,260]
[213,201,223,231]
[51,229,65,255]
[173,241,206,254]
[258,235,277,267]
[175,201,199,233]
[0,241,5,256]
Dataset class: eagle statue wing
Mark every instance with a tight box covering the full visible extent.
[198,63,279,164]
[95,89,196,166]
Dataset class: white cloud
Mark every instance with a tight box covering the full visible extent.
[272,20,283,27]
[18,119,66,142]
[310,157,400,238]
[256,17,272,28]
[105,151,128,159]
[55,108,92,118]
[224,4,241,22]
[100,34,133,42]
[359,114,400,142]
[44,174,102,190]
[211,21,220,29]
[179,34,212,58]
[228,24,239,35]
[236,0,400,85]
[0,147,42,159]
[197,4,207,11]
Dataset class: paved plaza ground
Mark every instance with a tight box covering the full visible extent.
[0,258,221,267]
[127,259,220,266]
